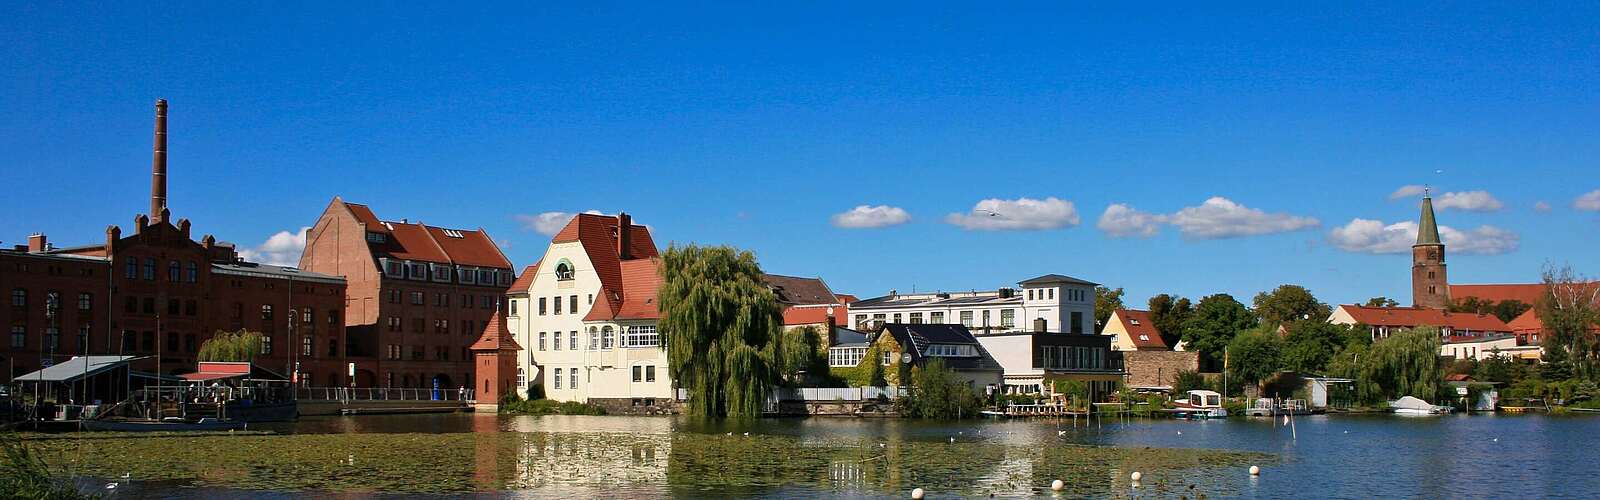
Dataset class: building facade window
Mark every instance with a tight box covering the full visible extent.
[261,304,274,321]
[568,295,577,314]
[1000,309,1015,328]
[410,292,425,305]
[568,331,577,351]
[552,332,561,350]
[569,369,577,390]
[554,297,562,315]
[621,325,659,347]
[124,259,137,279]
[10,325,25,348]
[960,311,973,327]
[555,261,575,280]
[78,293,92,310]
[829,346,866,367]
[142,258,155,280]
[601,326,614,350]
[1070,311,1084,334]
[185,261,198,282]
[931,311,944,323]
[539,298,547,315]
[553,368,562,389]
[261,335,273,355]
[538,332,547,351]
[9,289,24,308]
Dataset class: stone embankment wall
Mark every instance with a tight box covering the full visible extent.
[1123,351,1200,387]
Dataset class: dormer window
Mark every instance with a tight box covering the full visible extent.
[1130,319,1140,326]
[366,232,386,244]
[407,262,427,280]
[458,267,476,284]
[555,260,575,281]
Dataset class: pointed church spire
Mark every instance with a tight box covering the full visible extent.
[1415,190,1441,246]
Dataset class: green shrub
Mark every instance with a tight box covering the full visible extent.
[895,359,982,419]
[499,398,606,416]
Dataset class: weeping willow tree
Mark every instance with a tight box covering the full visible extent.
[197,329,265,362]
[1355,326,1444,403]
[657,244,787,418]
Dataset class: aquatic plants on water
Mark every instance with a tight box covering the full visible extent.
[21,427,1268,496]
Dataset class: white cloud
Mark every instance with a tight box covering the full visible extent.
[1327,218,1519,255]
[1432,190,1504,212]
[1096,203,1168,238]
[1576,189,1600,211]
[830,205,911,229]
[945,197,1080,231]
[1167,197,1319,239]
[1389,185,1427,200]
[237,227,310,267]
[1534,201,1552,213]
[515,210,602,236]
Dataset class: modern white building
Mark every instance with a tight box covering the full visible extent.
[846,274,1097,335]
[505,212,674,413]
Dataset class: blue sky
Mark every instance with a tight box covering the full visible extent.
[3,2,1598,307]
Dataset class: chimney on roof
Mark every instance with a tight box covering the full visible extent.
[151,99,168,222]
[617,212,633,260]
[178,218,191,239]
[106,226,120,252]
[135,214,149,234]
[26,234,46,253]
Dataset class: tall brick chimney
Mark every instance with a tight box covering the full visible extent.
[150,99,168,222]
[27,234,47,253]
[616,212,633,260]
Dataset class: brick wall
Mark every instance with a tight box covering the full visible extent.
[1123,351,1200,387]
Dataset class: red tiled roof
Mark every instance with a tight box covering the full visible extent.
[343,202,389,233]
[386,222,451,263]
[782,305,848,326]
[340,200,512,269]
[1508,309,1542,333]
[585,257,664,321]
[1336,305,1511,332]
[764,274,839,305]
[470,312,522,351]
[553,213,660,320]
[424,225,512,268]
[507,263,539,294]
[1450,284,1545,306]
[1112,309,1169,349]
[837,294,859,304]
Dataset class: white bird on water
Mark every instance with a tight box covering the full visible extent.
[949,436,956,443]
[1058,430,1067,436]
[743,432,750,436]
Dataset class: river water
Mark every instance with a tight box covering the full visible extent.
[36,412,1600,498]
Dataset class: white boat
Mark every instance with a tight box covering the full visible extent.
[1391,396,1451,416]
[1169,390,1228,419]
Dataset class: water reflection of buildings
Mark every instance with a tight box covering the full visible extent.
[497,416,674,491]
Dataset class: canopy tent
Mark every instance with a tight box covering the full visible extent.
[179,361,288,383]
[12,356,151,383]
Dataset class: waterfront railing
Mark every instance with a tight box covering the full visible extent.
[296,387,475,402]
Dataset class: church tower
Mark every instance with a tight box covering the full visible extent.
[1411,192,1449,309]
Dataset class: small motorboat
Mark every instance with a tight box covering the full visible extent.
[81,417,247,432]
[1168,390,1228,419]
[1391,396,1451,416]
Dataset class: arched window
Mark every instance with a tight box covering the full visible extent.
[168,260,181,282]
[554,260,575,280]
[588,326,599,350]
[185,261,198,282]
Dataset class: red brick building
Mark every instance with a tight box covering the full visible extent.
[298,198,513,391]
[1,100,352,384]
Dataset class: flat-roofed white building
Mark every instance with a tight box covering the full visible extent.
[845,274,1097,335]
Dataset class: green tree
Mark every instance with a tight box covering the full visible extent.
[197,330,265,362]
[1227,327,1283,390]
[1450,297,1533,324]
[1180,294,1256,371]
[780,326,826,386]
[1537,265,1600,380]
[1093,286,1125,334]
[1364,296,1399,308]
[1359,326,1444,403]
[1147,294,1193,348]
[1252,284,1332,326]
[896,358,983,419]
[1279,321,1360,373]
[657,244,788,418]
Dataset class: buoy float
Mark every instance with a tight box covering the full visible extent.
[1131,471,1142,482]
[1051,479,1065,491]
[1249,465,1261,476]
[911,487,925,499]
